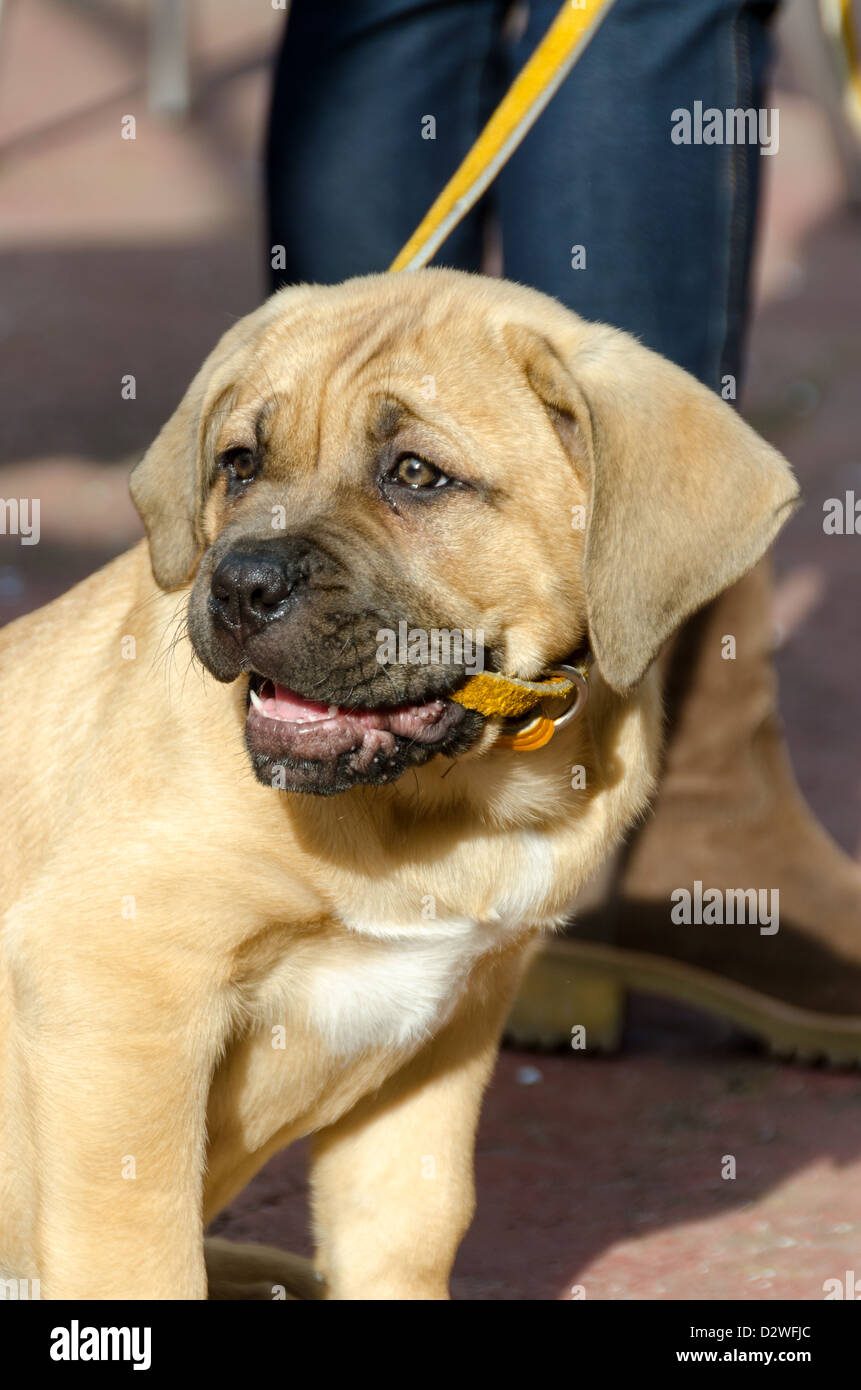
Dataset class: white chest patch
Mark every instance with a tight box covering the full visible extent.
[258,830,563,1062]
[299,918,496,1059]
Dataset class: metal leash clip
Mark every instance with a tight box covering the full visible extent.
[495,663,590,751]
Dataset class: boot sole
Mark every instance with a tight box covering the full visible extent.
[506,937,861,1067]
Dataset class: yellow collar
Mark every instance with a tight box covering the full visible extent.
[450,654,591,751]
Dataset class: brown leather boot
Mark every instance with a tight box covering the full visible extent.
[508,560,861,1065]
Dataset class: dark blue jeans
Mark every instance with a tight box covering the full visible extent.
[265,0,778,389]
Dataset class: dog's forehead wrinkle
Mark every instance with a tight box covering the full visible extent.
[253,395,282,445]
[375,397,403,437]
[367,396,415,444]
[285,289,493,392]
[213,402,269,457]
[335,321,411,383]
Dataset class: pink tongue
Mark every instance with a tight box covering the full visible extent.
[261,682,335,722]
[250,680,451,761]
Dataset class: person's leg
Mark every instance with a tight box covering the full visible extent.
[504,1,861,1062]
[497,0,776,388]
[265,0,509,289]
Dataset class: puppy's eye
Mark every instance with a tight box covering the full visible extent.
[388,455,449,489]
[219,447,259,484]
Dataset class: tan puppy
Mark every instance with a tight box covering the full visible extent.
[0,270,797,1300]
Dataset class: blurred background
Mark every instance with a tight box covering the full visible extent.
[1,0,860,1299]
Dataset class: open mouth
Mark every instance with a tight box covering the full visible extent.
[245,674,480,793]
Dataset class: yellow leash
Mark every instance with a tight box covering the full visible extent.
[389,0,619,273]
[822,0,861,136]
[389,0,617,743]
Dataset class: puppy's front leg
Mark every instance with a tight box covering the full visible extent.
[310,951,525,1300]
[17,985,214,1300]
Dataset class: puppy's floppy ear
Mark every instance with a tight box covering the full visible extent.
[129,360,216,590]
[129,295,288,590]
[505,320,800,691]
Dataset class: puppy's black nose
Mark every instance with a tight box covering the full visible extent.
[209,550,293,636]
